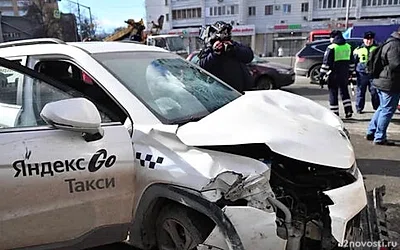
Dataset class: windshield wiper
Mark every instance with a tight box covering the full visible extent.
[176,115,206,126]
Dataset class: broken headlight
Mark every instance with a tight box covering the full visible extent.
[200,170,274,207]
[224,171,272,201]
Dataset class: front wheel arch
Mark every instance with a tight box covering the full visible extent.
[128,184,244,250]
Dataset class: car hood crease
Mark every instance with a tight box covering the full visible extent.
[176,90,354,169]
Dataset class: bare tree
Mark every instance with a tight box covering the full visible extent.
[24,0,63,39]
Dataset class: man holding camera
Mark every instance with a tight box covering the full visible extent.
[198,21,254,93]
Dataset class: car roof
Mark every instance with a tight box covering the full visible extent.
[0,39,169,58]
[68,41,168,53]
[306,37,363,46]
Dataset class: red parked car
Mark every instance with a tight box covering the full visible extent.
[187,51,295,90]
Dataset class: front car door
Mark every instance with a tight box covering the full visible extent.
[0,58,135,249]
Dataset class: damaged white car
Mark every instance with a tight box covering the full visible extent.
[0,39,388,250]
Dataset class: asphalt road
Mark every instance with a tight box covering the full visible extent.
[91,76,400,249]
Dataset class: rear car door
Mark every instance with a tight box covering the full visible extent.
[0,57,135,249]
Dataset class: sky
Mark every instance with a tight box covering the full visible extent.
[58,0,146,34]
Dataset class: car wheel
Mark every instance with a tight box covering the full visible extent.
[155,204,211,250]
[309,65,321,84]
[256,76,274,90]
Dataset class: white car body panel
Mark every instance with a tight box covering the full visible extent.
[323,168,367,244]
[0,125,135,248]
[177,90,354,169]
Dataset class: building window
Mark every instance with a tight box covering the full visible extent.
[230,5,239,15]
[318,0,358,8]
[165,0,168,5]
[248,6,256,16]
[283,4,291,13]
[166,13,169,21]
[265,5,273,15]
[209,7,212,16]
[172,7,201,20]
[301,2,309,11]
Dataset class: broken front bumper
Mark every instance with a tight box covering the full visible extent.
[199,169,371,250]
[323,168,367,245]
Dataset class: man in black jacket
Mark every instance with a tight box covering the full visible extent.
[366,27,400,145]
[198,21,254,93]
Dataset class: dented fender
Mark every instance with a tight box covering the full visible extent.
[128,184,245,250]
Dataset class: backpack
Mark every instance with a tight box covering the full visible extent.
[366,40,391,79]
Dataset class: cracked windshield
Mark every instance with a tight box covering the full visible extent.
[93,52,240,124]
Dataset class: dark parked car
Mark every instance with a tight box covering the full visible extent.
[187,51,295,90]
[295,38,363,84]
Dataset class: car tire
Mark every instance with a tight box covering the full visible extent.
[155,203,212,250]
[256,76,274,90]
[309,64,321,84]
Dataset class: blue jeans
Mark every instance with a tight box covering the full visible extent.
[367,89,400,142]
[356,74,379,111]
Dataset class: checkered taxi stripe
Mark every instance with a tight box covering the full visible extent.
[135,152,164,169]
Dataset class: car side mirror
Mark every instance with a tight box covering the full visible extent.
[40,98,104,141]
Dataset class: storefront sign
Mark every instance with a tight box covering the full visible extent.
[231,24,255,36]
[274,24,303,30]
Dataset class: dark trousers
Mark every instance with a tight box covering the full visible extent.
[328,74,353,116]
[356,74,380,112]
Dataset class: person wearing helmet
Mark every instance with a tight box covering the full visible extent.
[198,21,254,93]
[353,31,380,113]
[319,30,355,118]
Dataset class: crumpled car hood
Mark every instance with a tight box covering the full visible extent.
[177,90,354,169]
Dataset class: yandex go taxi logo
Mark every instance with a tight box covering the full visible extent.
[88,149,117,173]
[12,149,117,178]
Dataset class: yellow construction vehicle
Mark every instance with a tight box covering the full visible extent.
[103,18,146,42]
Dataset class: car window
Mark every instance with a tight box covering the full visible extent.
[34,60,126,123]
[93,51,241,125]
[315,43,329,52]
[0,60,119,130]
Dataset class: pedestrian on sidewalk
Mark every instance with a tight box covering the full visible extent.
[353,31,380,113]
[278,47,284,57]
[319,30,355,118]
[366,27,400,145]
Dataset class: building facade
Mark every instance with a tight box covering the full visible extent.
[145,0,400,56]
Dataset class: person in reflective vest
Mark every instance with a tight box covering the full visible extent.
[320,30,355,118]
[353,31,380,113]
